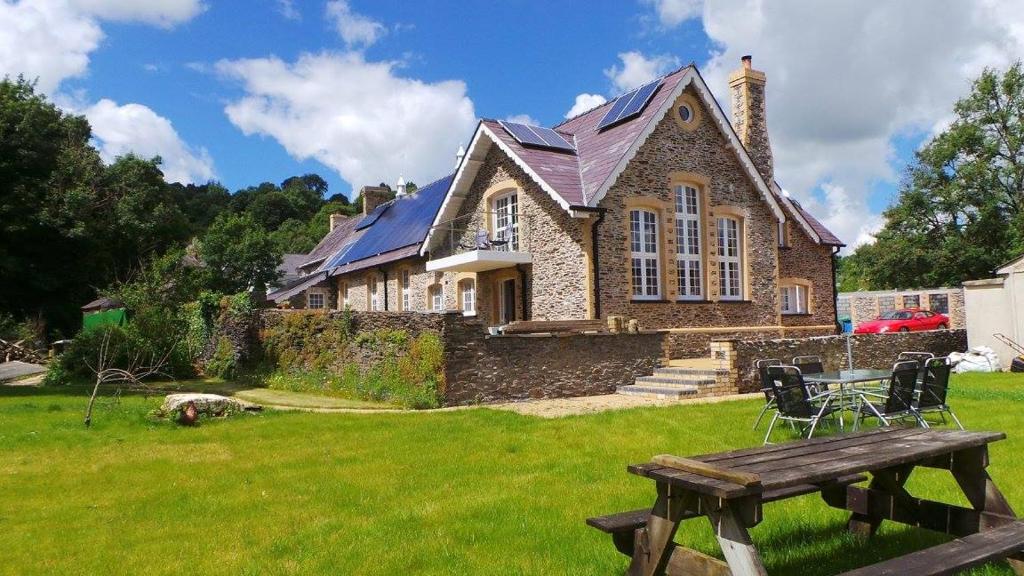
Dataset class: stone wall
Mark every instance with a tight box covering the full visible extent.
[837,287,965,329]
[726,329,968,393]
[230,309,664,407]
[442,318,663,404]
[596,84,789,330]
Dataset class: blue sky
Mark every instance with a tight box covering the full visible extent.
[3,0,1024,249]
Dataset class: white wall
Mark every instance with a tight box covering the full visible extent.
[964,279,1014,369]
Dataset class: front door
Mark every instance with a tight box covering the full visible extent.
[500,278,516,324]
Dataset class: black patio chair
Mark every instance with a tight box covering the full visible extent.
[898,351,935,384]
[763,365,836,445]
[916,357,964,430]
[793,355,825,394]
[752,359,782,430]
[853,361,925,430]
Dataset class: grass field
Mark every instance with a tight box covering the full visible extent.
[1,373,1023,575]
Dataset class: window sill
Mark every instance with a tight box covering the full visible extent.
[631,298,671,303]
[675,299,713,304]
[782,312,813,317]
[718,299,752,304]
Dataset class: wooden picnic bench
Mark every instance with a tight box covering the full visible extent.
[588,427,1024,575]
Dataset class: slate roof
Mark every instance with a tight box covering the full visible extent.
[276,253,308,286]
[443,64,842,247]
[296,174,453,284]
[301,215,363,270]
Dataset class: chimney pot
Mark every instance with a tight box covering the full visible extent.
[742,55,752,69]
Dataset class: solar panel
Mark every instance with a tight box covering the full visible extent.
[597,79,663,130]
[355,201,391,230]
[499,121,575,152]
[499,121,547,147]
[531,126,575,150]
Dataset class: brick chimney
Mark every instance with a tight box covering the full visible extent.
[360,186,391,216]
[729,55,773,181]
[329,213,348,232]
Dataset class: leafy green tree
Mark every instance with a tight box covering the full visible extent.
[847,61,1024,289]
[200,212,282,293]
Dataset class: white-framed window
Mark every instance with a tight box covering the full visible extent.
[369,276,381,311]
[492,192,519,250]
[781,284,809,314]
[401,269,411,311]
[630,209,660,300]
[338,281,349,309]
[429,284,443,312]
[717,216,743,300]
[308,291,325,310]
[674,185,702,300]
[460,279,475,315]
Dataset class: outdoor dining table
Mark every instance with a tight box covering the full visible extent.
[588,427,1024,576]
[803,369,892,430]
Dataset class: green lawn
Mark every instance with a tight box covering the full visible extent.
[1,373,1022,575]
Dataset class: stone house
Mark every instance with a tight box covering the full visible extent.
[269,56,843,348]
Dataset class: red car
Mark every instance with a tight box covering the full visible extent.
[854,308,949,334]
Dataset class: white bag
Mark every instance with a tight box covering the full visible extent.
[951,346,1001,373]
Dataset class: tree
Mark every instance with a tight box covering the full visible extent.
[200,212,282,293]
[846,62,1024,289]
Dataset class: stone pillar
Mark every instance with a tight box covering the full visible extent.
[729,55,774,182]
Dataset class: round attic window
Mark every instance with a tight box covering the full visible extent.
[678,104,693,123]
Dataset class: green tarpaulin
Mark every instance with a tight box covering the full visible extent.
[82,308,126,329]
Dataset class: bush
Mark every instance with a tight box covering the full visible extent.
[47,323,192,385]
[260,313,444,409]
[204,336,237,380]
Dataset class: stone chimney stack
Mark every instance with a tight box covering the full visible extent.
[361,185,391,216]
[329,213,348,232]
[729,55,773,181]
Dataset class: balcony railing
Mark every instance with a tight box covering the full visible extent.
[429,211,532,260]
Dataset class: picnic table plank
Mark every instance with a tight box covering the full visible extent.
[836,520,1024,576]
[632,430,1005,498]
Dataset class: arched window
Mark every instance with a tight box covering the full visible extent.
[459,279,476,315]
[368,274,381,311]
[674,185,702,300]
[491,192,519,250]
[717,216,743,300]
[401,269,411,311]
[630,209,660,299]
[428,284,443,312]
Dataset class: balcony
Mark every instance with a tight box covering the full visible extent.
[425,211,533,273]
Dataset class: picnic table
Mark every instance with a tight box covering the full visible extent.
[588,428,1024,576]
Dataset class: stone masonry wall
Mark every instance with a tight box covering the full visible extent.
[728,329,968,393]
[238,309,664,406]
[445,147,589,322]
[778,229,836,328]
[596,84,782,330]
[441,314,663,405]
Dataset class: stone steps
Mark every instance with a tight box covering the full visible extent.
[617,362,725,399]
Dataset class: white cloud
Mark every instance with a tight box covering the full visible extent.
[505,113,539,126]
[217,51,476,192]
[643,0,703,28]
[325,0,385,48]
[0,1,212,183]
[681,0,1024,250]
[276,0,299,21]
[565,93,607,118]
[0,0,103,94]
[69,0,204,28]
[604,51,680,93]
[84,99,215,184]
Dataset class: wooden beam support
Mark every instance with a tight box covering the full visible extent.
[703,495,768,576]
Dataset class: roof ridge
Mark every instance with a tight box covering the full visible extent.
[553,63,696,129]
